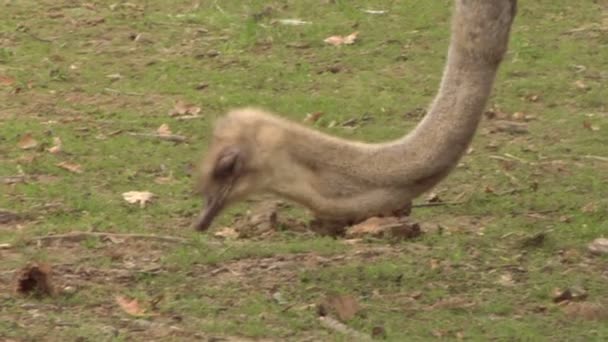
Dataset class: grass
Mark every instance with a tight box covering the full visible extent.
[1,0,608,340]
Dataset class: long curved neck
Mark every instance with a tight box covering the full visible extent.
[267,0,517,219]
[400,0,516,179]
[284,1,514,180]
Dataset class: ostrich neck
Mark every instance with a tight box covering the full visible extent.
[279,47,500,189]
[266,0,514,218]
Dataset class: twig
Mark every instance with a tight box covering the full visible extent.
[213,0,226,14]
[26,32,55,43]
[583,155,608,162]
[31,232,190,245]
[103,88,144,96]
[1,175,26,184]
[490,153,530,164]
[413,201,465,208]
[319,316,371,341]
[128,132,188,143]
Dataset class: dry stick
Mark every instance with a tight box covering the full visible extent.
[0,175,26,184]
[583,155,608,162]
[319,316,371,341]
[103,88,144,96]
[26,32,55,43]
[31,232,191,245]
[412,201,465,208]
[128,132,188,143]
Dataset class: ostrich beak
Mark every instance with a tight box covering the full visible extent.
[193,195,225,231]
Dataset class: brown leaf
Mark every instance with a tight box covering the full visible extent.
[583,121,600,131]
[562,302,608,321]
[0,209,21,224]
[581,202,598,213]
[154,175,174,185]
[56,161,83,174]
[168,100,201,117]
[426,192,442,203]
[213,227,239,240]
[574,80,589,90]
[47,137,62,154]
[156,123,172,136]
[588,238,608,255]
[371,326,387,339]
[122,191,154,208]
[115,296,147,316]
[324,32,359,46]
[0,75,15,86]
[18,133,38,150]
[303,112,324,124]
[524,94,540,102]
[552,287,588,303]
[346,216,421,240]
[13,262,54,297]
[497,273,515,287]
[321,294,360,321]
[511,111,526,121]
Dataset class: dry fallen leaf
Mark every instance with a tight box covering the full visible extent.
[106,73,122,81]
[583,121,600,131]
[47,137,62,154]
[511,111,526,121]
[0,75,15,86]
[213,227,239,240]
[277,19,311,26]
[588,238,608,255]
[13,262,54,297]
[168,100,201,117]
[346,216,421,240]
[154,175,174,185]
[115,296,147,316]
[156,123,172,136]
[56,161,83,174]
[562,302,608,321]
[497,273,515,287]
[324,32,358,46]
[18,133,38,150]
[321,294,360,321]
[574,80,589,90]
[122,191,155,208]
[581,202,598,213]
[552,287,588,303]
[303,112,324,124]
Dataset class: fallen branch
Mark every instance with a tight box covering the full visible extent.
[128,132,188,143]
[319,316,371,341]
[31,232,190,245]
